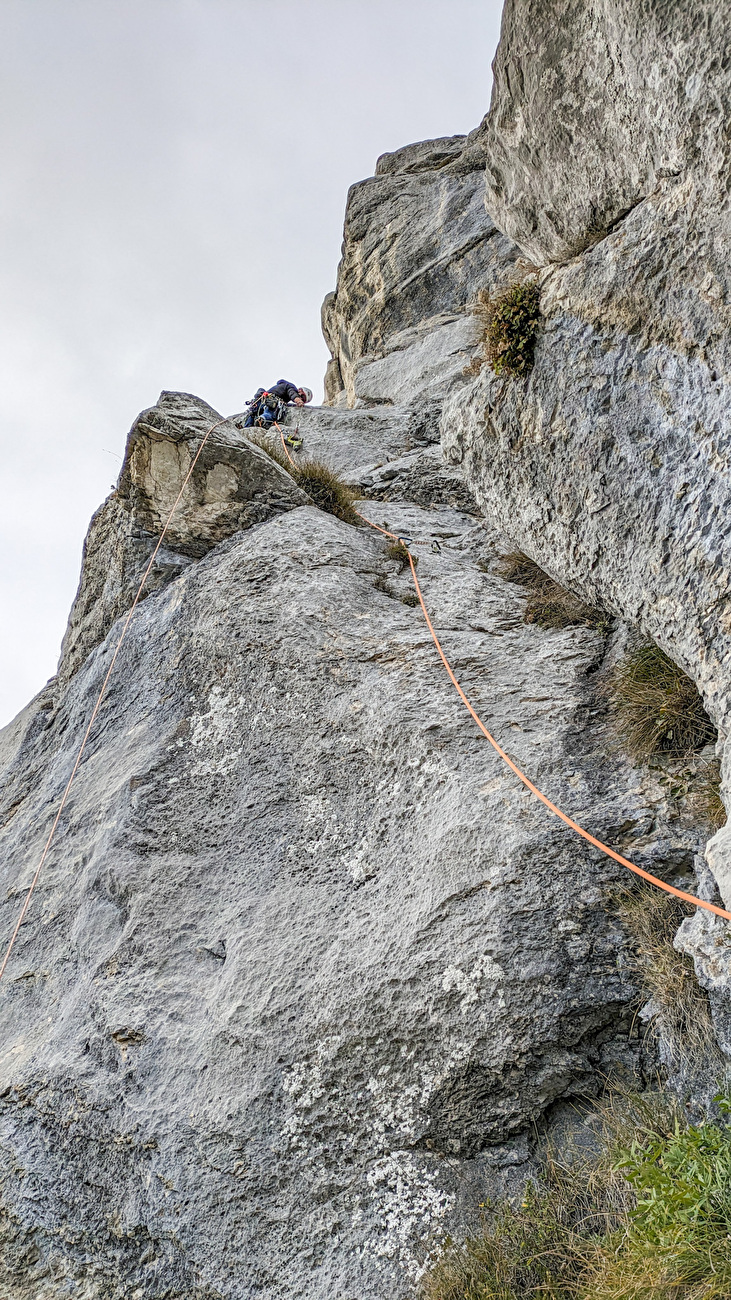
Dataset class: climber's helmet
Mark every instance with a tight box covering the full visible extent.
[298,387,313,404]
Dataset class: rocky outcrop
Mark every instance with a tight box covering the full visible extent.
[58,391,307,683]
[322,134,519,410]
[0,391,704,1298]
[3,2,731,1294]
[443,2,731,940]
[477,0,731,266]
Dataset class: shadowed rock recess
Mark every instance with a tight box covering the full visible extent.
[1,4,731,1297]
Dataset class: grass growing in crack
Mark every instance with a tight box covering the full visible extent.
[615,884,717,1072]
[688,756,726,831]
[248,432,359,525]
[496,551,608,631]
[473,281,541,378]
[422,1088,731,1300]
[386,541,417,573]
[607,641,716,760]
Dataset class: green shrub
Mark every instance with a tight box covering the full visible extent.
[386,541,417,573]
[496,551,608,631]
[607,641,716,759]
[248,433,359,525]
[474,281,541,378]
[421,1090,731,1300]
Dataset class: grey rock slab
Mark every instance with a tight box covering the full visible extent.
[0,465,689,1297]
[321,139,519,408]
[440,179,731,917]
[477,0,731,266]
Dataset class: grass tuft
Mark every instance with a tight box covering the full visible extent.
[615,884,717,1070]
[386,541,416,573]
[474,281,541,378]
[248,433,359,525]
[496,551,608,631]
[688,756,726,831]
[421,1088,731,1300]
[607,641,716,760]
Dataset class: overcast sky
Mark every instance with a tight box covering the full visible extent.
[0,0,503,727]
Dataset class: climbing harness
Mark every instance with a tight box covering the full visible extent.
[0,416,231,985]
[249,391,288,429]
[2,427,729,988]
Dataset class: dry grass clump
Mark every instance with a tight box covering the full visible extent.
[294,458,359,524]
[615,884,717,1069]
[496,551,608,631]
[422,1087,731,1300]
[473,281,541,378]
[607,641,716,760]
[688,756,726,831]
[386,541,416,572]
[249,433,359,525]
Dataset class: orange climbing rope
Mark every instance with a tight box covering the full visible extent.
[355,508,731,924]
[0,415,230,985]
[3,418,728,989]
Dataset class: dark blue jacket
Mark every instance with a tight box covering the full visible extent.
[250,379,300,405]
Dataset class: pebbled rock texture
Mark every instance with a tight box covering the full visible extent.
[0,394,700,1299]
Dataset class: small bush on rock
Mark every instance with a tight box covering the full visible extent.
[615,884,717,1070]
[248,433,359,526]
[294,458,359,525]
[474,281,541,378]
[496,551,608,631]
[608,641,716,759]
[386,541,414,572]
[422,1088,731,1300]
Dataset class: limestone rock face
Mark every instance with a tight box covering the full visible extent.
[0,395,697,1298]
[478,0,731,265]
[322,135,519,409]
[59,391,307,683]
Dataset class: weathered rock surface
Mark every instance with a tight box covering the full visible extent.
[4,0,731,1292]
[59,391,307,683]
[444,4,731,937]
[0,392,700,1298]
[477,0,731,266]
[322,135,519,410]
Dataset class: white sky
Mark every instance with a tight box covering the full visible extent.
[0,0,503,727]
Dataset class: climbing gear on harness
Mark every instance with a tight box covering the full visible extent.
[251,392,288,428]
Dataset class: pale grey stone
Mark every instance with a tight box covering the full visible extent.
[477,0,731,266]
[0,393,694,1298]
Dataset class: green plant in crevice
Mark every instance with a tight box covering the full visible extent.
[614,883,717,1071]
[496,550,608,631]
[607,640,716,760]
[421,1089,731,1300]
[474,280,541,378]
[248,433,359,525]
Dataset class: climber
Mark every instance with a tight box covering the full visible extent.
[243,380,313,429]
